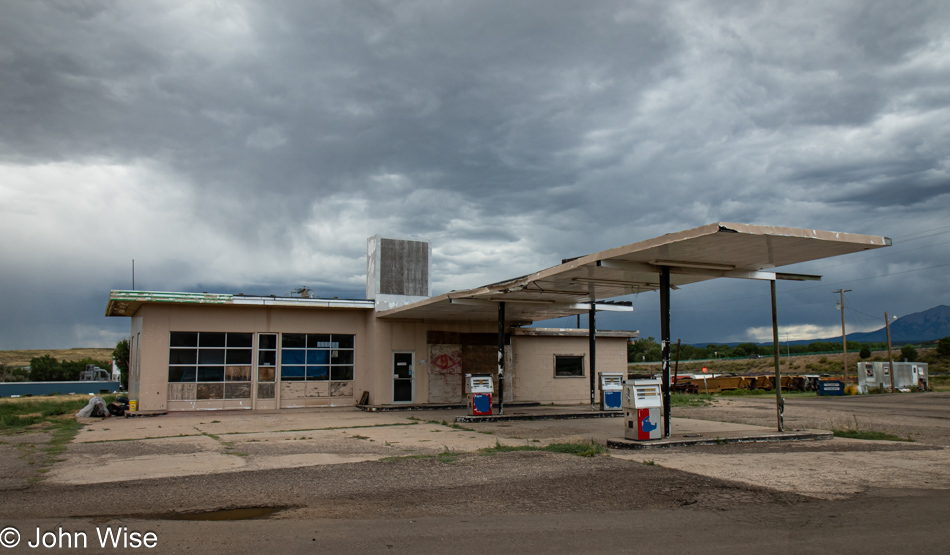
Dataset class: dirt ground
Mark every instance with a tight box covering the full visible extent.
[1,393,949,553]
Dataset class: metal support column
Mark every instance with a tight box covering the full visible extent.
[771,280,784,432]
[659,266,671,438]
[497,301,506,415]
[589,300,597,411]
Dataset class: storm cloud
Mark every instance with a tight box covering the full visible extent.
[1,0,949,348]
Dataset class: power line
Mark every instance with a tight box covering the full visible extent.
[892,224,950,240]
[670,259,950,310]
[807,236,950,271]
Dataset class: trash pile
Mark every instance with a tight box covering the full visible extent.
[76,396,130,418]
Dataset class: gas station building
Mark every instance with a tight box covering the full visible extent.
[106,223,890,426]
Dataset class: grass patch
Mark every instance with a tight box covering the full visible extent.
[437,447,459,464]
[832,429,912,441]
[671,393,712,407]
[379,454,434,462]
[0,395,115,433]
[719,389,817,397]
[479,439,607,457]
[45,420,82,457]
[543,441,608,457]
[719,388,766,396]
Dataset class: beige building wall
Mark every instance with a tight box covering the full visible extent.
[132,304,372,412]
[128,315,143,405]
[126,301,632,411]
[510,336,628,404]
[367,319,498,406]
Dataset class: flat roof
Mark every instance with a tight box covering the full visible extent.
[377,222,890,322]
[512,328,639,339]
[105,290,374,317]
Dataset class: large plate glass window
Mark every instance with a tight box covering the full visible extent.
[168,332,253,399]
[280,334,354,381]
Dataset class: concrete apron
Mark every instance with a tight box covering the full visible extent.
[52,408,531,486]
[53,406,950,500]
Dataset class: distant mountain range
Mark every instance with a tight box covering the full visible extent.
[694,305,950,347]
[841,305,950,344]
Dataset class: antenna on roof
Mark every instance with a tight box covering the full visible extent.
[293,287,313,298]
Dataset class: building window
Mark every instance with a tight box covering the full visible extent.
[554,355,584,377]
[280,334,355,381]
[168,332,253,399]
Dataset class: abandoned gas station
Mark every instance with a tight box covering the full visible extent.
[106,223,890,436]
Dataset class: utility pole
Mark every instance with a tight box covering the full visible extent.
[834,289,851,381]
[885,312,895,392]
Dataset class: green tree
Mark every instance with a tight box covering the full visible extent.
[628,337,662,362]
[900,344,918,362]
[936,337,950,357]
[29,355,65,381]
[859,345,871,359]
[113,338,130,389]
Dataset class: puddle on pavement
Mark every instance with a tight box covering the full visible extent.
[160,506,289,521]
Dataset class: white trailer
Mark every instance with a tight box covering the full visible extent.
[857,361,929,392]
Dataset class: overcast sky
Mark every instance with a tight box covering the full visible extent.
[2,0,949,350]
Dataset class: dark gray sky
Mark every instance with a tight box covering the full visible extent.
[2,0,949,349]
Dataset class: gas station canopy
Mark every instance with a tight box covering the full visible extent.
[377,223,892,322]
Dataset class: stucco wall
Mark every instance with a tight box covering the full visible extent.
[132,304,372,411]
[510,336,628,404]
[368,320,498,406]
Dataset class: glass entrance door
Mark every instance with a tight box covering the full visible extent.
[255,333,278,410]
[393,352,414,403]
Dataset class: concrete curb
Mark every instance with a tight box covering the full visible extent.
[456,411,624,423]
[357,402,541,412]
[607,430,834,449]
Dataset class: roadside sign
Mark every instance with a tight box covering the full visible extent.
[702,367,708,373]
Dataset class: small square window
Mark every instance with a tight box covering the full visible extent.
[227,333,253,348]
[258,350,276,366]
[331,365,354,381]
[197,366,225,382]
[199,333,226,347]
[282,334,306,348]
[334,335,355,349]
[225,349,252,365]
[170,332,198,347]
[555,355,584,377]
[169,348,197,365]
[259,334,277,350]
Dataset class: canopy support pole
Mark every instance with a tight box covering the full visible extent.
[771,280,784,432]
[498,301,505,414]
[589,299,597,411]
[660,266,671,438]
